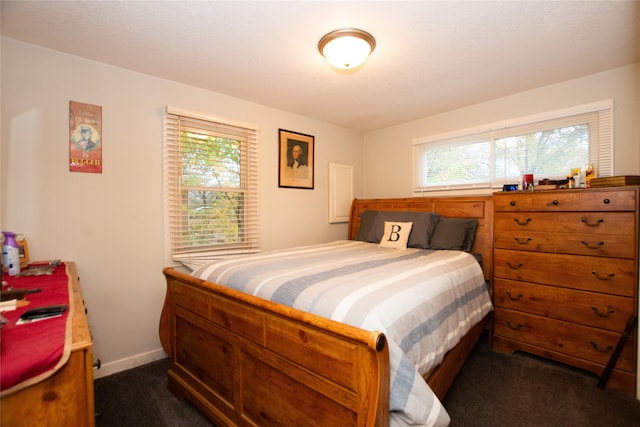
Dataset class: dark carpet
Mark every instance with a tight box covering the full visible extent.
[443,334,640,426]
[94,359,213,427]
[95,333,640,426]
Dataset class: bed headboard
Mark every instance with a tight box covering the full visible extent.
[348,196,494,282]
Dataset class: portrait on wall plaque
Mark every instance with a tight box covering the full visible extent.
[278,129,314,189]
[69,101,102,173]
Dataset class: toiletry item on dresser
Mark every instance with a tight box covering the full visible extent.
[2,232,20,276]
[585,163,596,188]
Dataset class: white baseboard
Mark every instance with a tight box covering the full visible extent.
[93,348,167,379]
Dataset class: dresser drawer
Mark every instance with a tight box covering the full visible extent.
[532,192,581,211]
[494,230,555,252]
[580,190,637,211]
[494,232,635,257]
[494,212,556,232]
[494,279,635,332]
[556,233,636,259]
[494,194,534,212]
[494,249,636,297]
[494,308,636,372]
[495,211,635,235]
[556,212,636,235]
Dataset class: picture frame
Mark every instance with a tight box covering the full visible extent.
[278,129,314,189]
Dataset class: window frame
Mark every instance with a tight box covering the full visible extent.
[412,100,613,193]
[163,107,260,269]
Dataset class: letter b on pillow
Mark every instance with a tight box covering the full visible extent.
[379,221,413,250]
[388,224,403,241]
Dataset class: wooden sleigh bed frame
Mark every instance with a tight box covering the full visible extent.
[159,196,493,426]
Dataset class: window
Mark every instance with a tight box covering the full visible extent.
[164,107,259,269]
[413,101,613,192]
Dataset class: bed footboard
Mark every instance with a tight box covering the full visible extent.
[159,267,390,427]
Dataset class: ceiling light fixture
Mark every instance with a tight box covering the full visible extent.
[318,28,376,70]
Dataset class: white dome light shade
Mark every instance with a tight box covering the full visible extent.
[318,29,376,70]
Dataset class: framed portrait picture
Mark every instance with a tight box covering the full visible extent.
[278,129,314,189]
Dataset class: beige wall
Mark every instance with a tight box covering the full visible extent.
[0,38,364,376]
[363,63,640,198]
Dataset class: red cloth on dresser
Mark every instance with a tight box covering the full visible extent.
[0,263,72,395]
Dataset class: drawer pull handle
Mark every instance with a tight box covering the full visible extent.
[506,261,523,270]
[506,291,523,301]
[552,199,559,205]
[506,320,523,331]
[590,341,613,353]
[591,306,615,318]
[581,240,604,249]
[514,237,532,245]
[513,217,531,226]
[581,217,604,227]
[510,201,516,206]
[603,198,610,204]
[592,270,615,280]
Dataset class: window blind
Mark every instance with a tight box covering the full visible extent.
[163,107,260,269]
[413,100,613,193]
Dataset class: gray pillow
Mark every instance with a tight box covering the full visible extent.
[429,218,478,251]
[355,210,379,242]
[355,210,441,249]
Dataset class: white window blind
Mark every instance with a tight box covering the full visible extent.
[163,107,260,269]
[414,131,493,190]
[413,100,613,192]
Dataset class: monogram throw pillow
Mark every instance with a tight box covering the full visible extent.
[379,221,413,250]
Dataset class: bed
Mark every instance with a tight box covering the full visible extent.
[159,196,494,426]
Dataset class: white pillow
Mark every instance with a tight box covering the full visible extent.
[379,221,413,250]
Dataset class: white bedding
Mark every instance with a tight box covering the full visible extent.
[193,240,493,426]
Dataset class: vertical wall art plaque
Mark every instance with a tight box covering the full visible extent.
[69,101,102,173]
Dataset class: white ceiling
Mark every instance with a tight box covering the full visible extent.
[2,1,638,132]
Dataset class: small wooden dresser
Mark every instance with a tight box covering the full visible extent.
[1,262,95,426]
[493,187,638,394]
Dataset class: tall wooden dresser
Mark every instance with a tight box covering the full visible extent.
[493,187,638,394]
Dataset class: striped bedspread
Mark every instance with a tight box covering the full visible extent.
[192,240,493,427]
